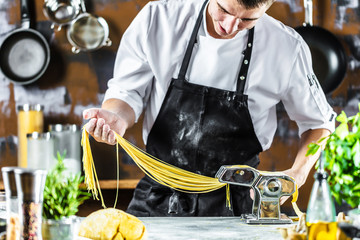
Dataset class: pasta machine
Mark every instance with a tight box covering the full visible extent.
[215,165,296,224]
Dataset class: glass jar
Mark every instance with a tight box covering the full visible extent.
[14,168,47,240]
[42,216,81,240]
[17,104,44,168]
[27,132,55,171]
[2,167,21,240]
[48,124,81,176]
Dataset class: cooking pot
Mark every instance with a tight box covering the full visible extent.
[295,0,347,94]
[66,0,112,53]
[0,0,50,85]
[42,0,81,31]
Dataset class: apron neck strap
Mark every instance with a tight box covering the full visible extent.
[178,0,255,95]
[178,0,208,80]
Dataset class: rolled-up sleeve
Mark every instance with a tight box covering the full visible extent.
[281,39,336,136]
[104,3,154,122]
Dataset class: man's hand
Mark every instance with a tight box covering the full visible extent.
[83,99,136,145]
[250,128,331,205]
[279,128,331,204]
[83,108,126,145]
[279,168,301,205]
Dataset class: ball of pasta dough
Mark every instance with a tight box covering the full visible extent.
[78,208,147,240]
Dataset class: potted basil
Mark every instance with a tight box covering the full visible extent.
[42,152,91,240]
[307,105,360,226]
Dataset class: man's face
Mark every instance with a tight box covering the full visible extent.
[206,0,271,39]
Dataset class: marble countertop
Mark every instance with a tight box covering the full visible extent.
[138,217,293,240]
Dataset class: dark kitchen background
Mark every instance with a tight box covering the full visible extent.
[0,0,359,216]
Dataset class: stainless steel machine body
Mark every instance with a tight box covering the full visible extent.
[216,165,296,224]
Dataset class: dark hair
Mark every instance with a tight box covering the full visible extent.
[237,0,275,9]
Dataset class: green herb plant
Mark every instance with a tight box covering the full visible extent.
[43,152,91,220]
[306,105,360,208]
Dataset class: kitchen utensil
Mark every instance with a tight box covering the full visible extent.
[14,168,47,240]
[0,0,50,85]
[216,165,296,224]
[295,0,347,94]
[66,0,112,53]
[42,216,82,240]
[49,124,81,175]
[17,104,44,168]
[2,167,20,240]
[42,0,81,31]
[27,132,56,171]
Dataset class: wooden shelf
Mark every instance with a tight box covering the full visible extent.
[0,179,140,190]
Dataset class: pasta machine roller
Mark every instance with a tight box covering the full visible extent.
[215,165,296,224]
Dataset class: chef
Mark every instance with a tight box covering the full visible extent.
[83,0,336,216]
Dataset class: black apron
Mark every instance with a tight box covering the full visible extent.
[127,0,263,217]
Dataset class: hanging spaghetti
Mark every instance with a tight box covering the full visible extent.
[81,127,302,217]
[81,128,106,208]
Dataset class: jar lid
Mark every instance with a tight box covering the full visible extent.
[48,124,80,132]
[26,132,52,140]
[17,104,44,112]
[314,171,329,180]
[14,168,47,202]
[13,168,47,176]
[1,167,20,197]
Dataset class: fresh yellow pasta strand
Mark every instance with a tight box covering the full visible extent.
[123,145,221,188]
[82,126,302,218]
[115,134,222,182]
[113,140,120,208]
[114,133,225,192]
[121,147,223,191]
[81,128,106,208]
[81,129,97,196]
[291,184,304,218]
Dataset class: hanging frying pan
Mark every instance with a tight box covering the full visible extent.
[295,0,347,94]
[0,0,50,85]
[66,0,112,54]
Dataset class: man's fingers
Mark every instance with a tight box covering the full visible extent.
[93,118,105,139]
[102,124,111,141]
[83,108,100,120]
[108,131,116,145]
[86,118,97,134]
[83,108,122,145]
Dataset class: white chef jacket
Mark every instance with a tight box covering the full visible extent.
[104,0,336,151]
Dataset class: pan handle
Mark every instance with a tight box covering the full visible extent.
[51,23,62,32]
[80,0,87,13]
[304,0,313,26]
[72,46,81,54]
[20,0,30,29]
[105,38,112,47]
